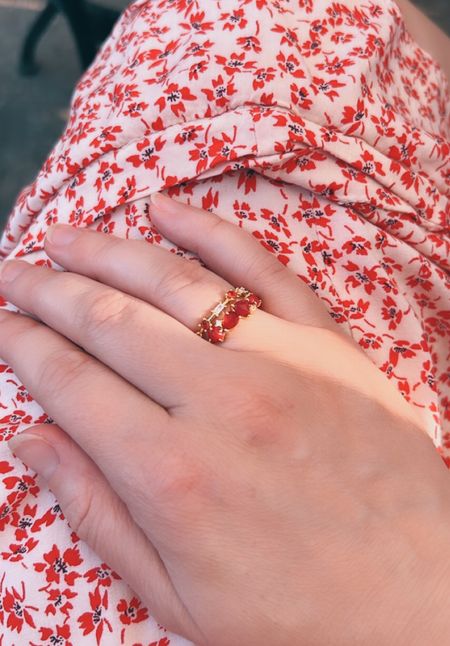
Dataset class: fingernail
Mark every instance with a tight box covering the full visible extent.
[8,433,59,480]
[46,224,80,246]
[0,260,28,283]
[150,192,178,211]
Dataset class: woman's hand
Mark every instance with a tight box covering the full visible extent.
[2,192,450,646]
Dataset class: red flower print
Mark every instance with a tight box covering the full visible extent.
[276,51,305,78]
[3,582,37,634]
[149,639,171,646]
[317,55,355,76]
[0,409,33,431]
[31,622,72,646]
[208,128,246,166]
[342,298,370,320]
[236,34,262,54]
[3,473,40,504]
[355,331,384,351]
[68,196,85,226]
[381,296,403,331]
[123,101,149,119]
[300,36,322,57]
[117,596,149,625]
[420,360,437,391]
[355,150,385,177]
[400,168,423,192]
[34,545,83,586]
[144,40,180,71]
[252,66,277,91]
[94,161,123,192]
[174,123,204,145]
[311,76,345,101]
[180,11,214,34]
[126,136,166,170]
[0,461,13,474]
[389,339,423,368]
[201,74,237,108]
[292,197,334,234]
[233,200,257,225]
[214,51,256,75]
[290,82,312,110]
[188,59,209,81]
[201,187,219,212]
[220,8,247,30]
[1,536,38,562]
[342,235,372,256]
[117,176,137,205]
[343,261,378,296]
[90,125,123,152]
[78,588,112,644]
[341,98,367,134]
[271,23,300,48]
[252,229,296,265]
[84,563,121,587]
[44,587,77,618]
[32,501,62,533]
[326,2,350,27]
[299,236,323,267]
[260,206,292,237]
[155,83,197,117]
[281,149,327,174]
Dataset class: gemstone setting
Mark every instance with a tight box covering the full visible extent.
[196,286,262,344]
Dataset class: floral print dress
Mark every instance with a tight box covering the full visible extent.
[0,0,449,643]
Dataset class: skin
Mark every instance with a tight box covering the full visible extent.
[2,192,450,645]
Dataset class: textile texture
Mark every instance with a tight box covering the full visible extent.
[0,0,449,643]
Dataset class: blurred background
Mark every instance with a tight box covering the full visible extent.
[0,0,126,231]
[0,0,448,234]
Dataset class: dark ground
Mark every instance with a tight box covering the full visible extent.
[0,0,448,235]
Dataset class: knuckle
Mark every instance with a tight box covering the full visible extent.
[38,348,93,400]
[146,448,210,510]
[1,310,41,343]
[246,249,287,285]
[204,214,229,239]
[95,234,124,263]
[154,260,206,303]
[79,289,137,341]
[62,477,98,543]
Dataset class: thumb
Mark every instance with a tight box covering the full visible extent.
[7,425,203,643]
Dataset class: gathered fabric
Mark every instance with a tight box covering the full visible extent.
[0,0,448,643]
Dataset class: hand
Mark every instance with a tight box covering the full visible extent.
[2,192,450,646]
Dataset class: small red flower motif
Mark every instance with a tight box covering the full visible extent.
[116,596,149,625]
[34,544,83,586]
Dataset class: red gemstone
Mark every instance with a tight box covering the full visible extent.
[209,326,225,343]
[222,309,239,329]
[226,290,237,299]
[234,299,251,317]
[248,293,261,306]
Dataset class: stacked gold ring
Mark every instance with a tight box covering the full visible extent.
[196,286,262,344]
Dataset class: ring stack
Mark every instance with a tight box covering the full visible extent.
[196,286,262,344]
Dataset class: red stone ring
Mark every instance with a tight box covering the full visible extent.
[195,286,262,344]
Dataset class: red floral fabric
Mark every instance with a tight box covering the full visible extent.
[0,0,449,642]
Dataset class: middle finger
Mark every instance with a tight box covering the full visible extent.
[0,255,218,410]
